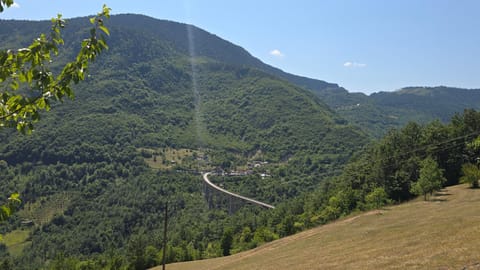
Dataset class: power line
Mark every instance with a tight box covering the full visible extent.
[376,130,480,165]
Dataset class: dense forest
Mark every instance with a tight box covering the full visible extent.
[1,14,480,270]
[2,108,479,269]
[212,109,480,232]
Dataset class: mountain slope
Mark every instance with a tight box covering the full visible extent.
[105,14,341,93]
[320,86,480,137]
[161,184,480,270]
[101,15,480,137]
[0,14,367,163]
[371,86,480,122]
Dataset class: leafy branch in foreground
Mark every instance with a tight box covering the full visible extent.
[0,193,20,240]
[0,4,111,133]
[0,0,14,12]
[0,193,20,222]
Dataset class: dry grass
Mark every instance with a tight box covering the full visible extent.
[154,184,480,270]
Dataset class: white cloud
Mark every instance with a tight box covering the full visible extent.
[344,61,366,68]
[11,2,20,8]
[270,49,284,58]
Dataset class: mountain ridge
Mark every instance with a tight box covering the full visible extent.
[101,14,480,137]
[4,13,479,137]
[105,14,343,92]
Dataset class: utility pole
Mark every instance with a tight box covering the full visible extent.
[162,202,168,270]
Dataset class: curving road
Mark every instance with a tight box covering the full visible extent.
[203,172,275,209]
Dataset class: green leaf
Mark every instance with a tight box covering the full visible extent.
[8,193,20,204]
[99,25,110,36]
[0,0,14,13]
[102,4,111,17]
[10,79,19,90]
[1,205,11,219]
[98,38,108,50]
[1,4,110,133]
[18,72,27,82]
[37,97,46,109]
[26,70,33,82]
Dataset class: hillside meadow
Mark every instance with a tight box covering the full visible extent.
[158,184,480,270]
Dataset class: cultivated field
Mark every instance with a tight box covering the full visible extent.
[140,147,205,170]
[154,184,480,270]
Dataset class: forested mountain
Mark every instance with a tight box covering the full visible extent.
[0,14,365,161]
[329,86,480,137]
[371,86,480,122]
[103,15,480,138]
[104,14,342,93]
[0,14,366,269]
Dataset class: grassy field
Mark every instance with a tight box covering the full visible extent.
[1,229,31,257]
[140,147,206,170]
[154,184,480,270]
[2,192,73,256]
[19,192,72,226]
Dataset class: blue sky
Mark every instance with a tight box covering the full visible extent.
[2,0,480,94]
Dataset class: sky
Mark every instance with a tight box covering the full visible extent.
[2,0,480,94]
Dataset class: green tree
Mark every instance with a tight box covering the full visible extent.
[0,193,20,223]
[0,258,13,270]
[365,187,390,209]
[220,229,233,256]
[48,253,79,270]
[468,136,480,150]
[252,227,278,246]
[279,214,296,237]
[239,226,253,244]
[321,195,342,221]
[75,260,99,270]
[0,192,21,240]
[126,235,147,270]
[411,157,446,200]
[460,163,480,188]
[144,245,159,268]
[0,3,110,243]
[0,3,111,133]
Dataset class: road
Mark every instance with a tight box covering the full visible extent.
[203,172,275,209]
